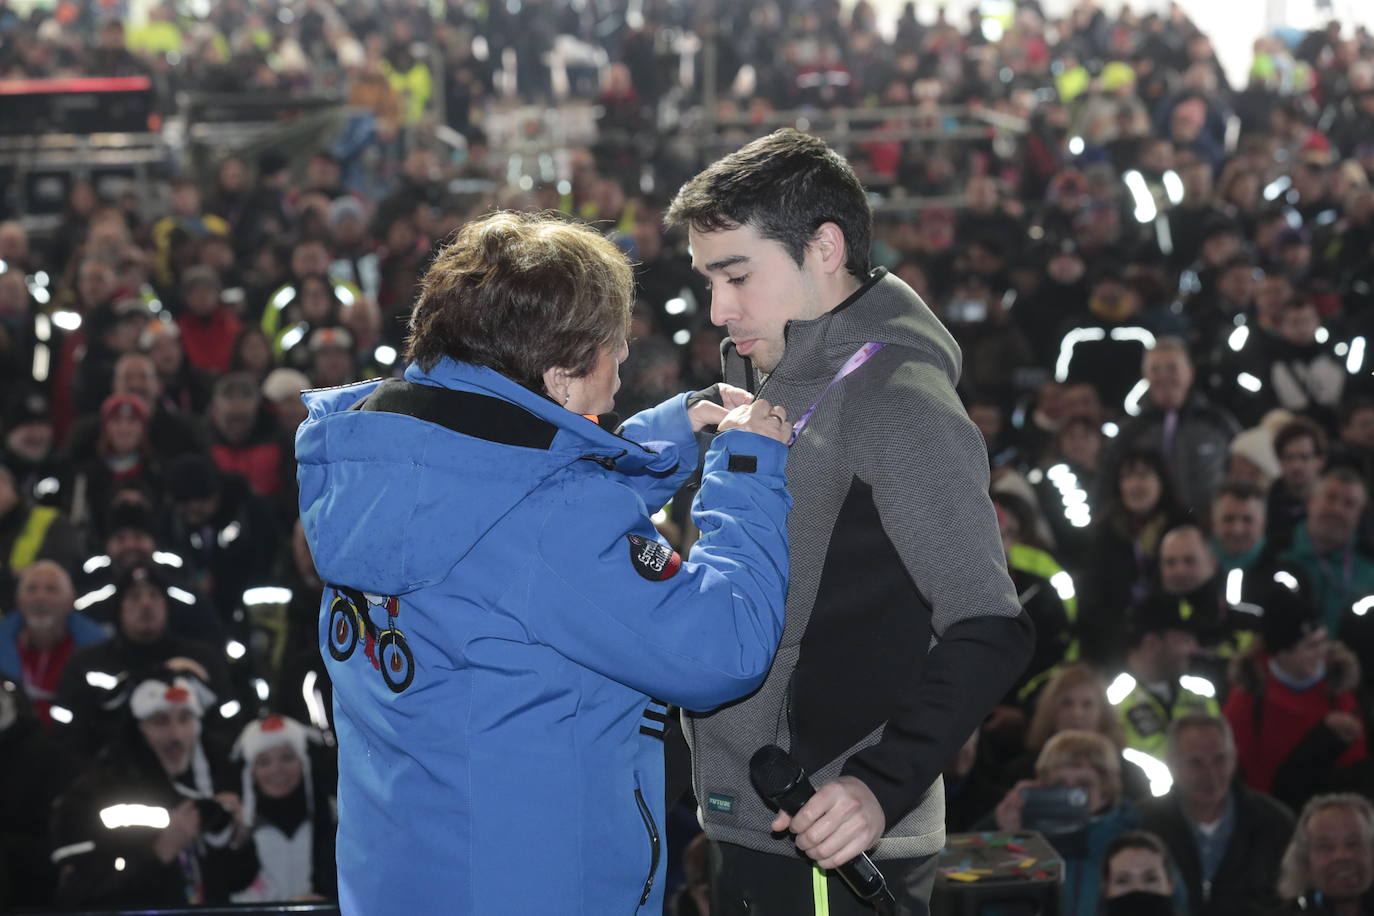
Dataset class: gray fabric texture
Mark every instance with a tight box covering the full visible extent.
[684,269,1030,860]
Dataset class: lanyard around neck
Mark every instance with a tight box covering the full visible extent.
[787,342,885,445]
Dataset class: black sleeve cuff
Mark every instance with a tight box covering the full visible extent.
[841,610,1036,827]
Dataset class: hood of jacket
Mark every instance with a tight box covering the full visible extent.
[727,267,962,390]
[1229,640,1362,694]
[296,358,684,597]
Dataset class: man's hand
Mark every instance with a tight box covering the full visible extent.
[152,800,201,863]
[718,398,790,445]
[770,776,885,870]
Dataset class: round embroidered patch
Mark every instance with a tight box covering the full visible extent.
[627,534,682,581]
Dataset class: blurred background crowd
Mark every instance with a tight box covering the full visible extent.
[2,0,1374,913]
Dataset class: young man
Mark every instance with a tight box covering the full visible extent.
[1108,595,1219,760]
[666,128,1034,913]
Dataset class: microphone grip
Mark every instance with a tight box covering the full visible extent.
[749,745,898,913]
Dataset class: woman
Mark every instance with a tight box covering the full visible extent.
[278,274,344,367]
[231,715,337,903]
[1002,664,1150,801]
[1224,584,1368,810]
[1082,449,1188,666]
[297,211,792,914]
[993,730,1139,916]
[63,394,162,535]
[230,326,277,384]
[1100,831,1182,914]
[1034,415,1104,566]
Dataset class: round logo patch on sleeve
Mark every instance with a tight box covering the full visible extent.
[627,534,682,581]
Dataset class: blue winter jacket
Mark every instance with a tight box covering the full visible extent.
[0,610,107,682]
[297,358,791,916]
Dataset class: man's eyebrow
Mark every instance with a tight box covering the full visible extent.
[697,255,750,274]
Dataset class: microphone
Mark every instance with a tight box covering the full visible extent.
[750,745,897,913]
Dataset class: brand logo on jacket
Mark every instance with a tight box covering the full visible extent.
[627,534,681,581]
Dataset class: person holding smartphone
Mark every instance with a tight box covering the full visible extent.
[992,730,1139,916]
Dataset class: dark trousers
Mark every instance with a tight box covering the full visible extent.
[709,840,936,916]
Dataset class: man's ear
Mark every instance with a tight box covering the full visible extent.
[810,221,849,276]
[542,366,573,405]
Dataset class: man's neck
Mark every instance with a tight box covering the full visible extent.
[821,274,865,315]
[1125,652,1166,686]
[1309,527,1350,554]
[20,624,66,652]
[1183,792,1227,825]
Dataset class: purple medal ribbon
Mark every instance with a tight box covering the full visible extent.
[787,342,885,445]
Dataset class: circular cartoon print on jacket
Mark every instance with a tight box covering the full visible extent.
[327,593,361,661]
[377,630,415,693]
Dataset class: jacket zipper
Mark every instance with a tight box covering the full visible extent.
[633,787,660,908]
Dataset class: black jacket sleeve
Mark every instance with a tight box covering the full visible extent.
[841,359,1036,825]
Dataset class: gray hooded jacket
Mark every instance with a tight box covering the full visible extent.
[684,267,1035,860]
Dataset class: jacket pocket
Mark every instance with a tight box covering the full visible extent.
[633,786,660,910]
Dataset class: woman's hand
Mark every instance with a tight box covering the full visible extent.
[214,792,249,848]
[994,779,1038,832]
[718,398,790,445]
[685,383,758,433]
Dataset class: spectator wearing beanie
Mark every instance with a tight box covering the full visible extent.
[1107,594,1220,761]
[1,389,64,508]
[260,368,310,437]
[301,325,357,389]
[53,563,232,758]
[1227,423,1282,495]
[61,393,162,535]
[1223,584,1368,810]
[229,714,337,902]
[158,454,275,620]
[62,353,211,470]
[49,667,256,907]
[176,266,242,374]
[207,373,293,509]
[0,459,83,609]
[74,499,223,646]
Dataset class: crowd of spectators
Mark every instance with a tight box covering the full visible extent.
[2,0,1374,913]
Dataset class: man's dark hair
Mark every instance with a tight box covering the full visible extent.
[1213,480,1265,505]
[1274,417,1327,459]
[665,129,872,279]
[1319,465,1368,495]
[1101,830,1175,883]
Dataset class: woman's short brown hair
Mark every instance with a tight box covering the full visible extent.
[405,211,633,390]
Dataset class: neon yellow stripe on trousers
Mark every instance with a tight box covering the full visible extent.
[813,866,830,915]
